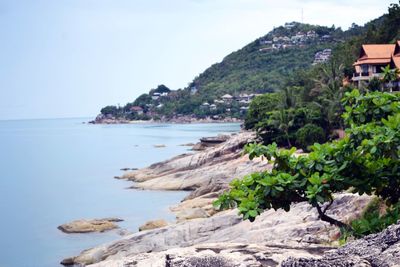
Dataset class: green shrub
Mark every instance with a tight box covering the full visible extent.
[295,124,326,151]
[340,199,400,244]
[215,89,400,235]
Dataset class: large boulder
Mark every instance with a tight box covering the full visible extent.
[57,218,123,234]
[138,219,168,231]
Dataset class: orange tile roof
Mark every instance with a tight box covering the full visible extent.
[354,58,391,66]
[392,56,400,69]
[360,44,395,60]
[354,41,400,69]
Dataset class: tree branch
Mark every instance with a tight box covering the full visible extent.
[314,202,352,232]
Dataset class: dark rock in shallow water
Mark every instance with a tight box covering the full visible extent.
[281,221,400,267]
[60,257,75,266]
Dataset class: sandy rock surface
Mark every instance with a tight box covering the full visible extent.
[138,219,168,231]
[58,218,123,234]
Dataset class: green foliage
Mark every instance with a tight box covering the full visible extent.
[215,90,400,233]
[340,199,400,244]
[244,93,282,129]
[254,107,323,147]
[367,77,382,92]
[295,124,326,152]
[150,84,171,94]
[100,105,120,116]
[98,2,400,122]
[133,94,152,108]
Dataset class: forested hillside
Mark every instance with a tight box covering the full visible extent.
[96,2,400,122]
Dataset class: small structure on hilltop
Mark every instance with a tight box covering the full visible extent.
[151,92,161,100]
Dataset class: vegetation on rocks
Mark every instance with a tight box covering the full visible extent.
[215,90,400,236]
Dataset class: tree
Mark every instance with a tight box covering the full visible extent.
[295,124,326,152]
[100,105,119,116]
[311,60,345,130]
[244,93,282,129]
[215,90,400,234]
[381,65,400,92]
[152,84,171,94]
[133,94,152,108]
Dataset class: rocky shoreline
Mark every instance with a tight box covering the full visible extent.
[88,115,243,124]
[61,131,400,267]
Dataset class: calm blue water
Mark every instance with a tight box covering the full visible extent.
[0,118,240,267]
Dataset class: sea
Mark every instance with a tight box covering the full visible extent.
[0,118,241,267]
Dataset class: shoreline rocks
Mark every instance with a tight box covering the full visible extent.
[121,131,267,192]
[282,221,400,266]
[138,219,168,232]
[57,218,123,234]
[61,131,390,267]
[89,115,243,125]
[62,193,372,266]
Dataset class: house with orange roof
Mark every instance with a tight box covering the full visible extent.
[352,41,400,88]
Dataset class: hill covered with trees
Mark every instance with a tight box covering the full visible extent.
[95,22,362,122]
[95,2,400,123]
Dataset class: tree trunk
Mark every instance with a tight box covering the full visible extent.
[314,202,353,232]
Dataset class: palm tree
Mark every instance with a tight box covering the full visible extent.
[311,60,345,130]
[280,86,299,109]
[381,65,400,92]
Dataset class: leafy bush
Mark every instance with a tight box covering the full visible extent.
[244,93,282,129]
[254,107,324,147]
[296,124,326,151]
[215,89,400,234]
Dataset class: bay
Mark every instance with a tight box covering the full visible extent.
[0,118,240,267]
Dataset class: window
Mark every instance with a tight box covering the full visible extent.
[361,65,369,73]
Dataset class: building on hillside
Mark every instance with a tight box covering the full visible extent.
[307,30,318,38]
[240,106,249,114]
[222,94,233,103]
[190,86,198,95]
[284,22,296,29]
[151,92,161,100]
[352,41,400,89]
[200,102,210,109]
[210,104,217,111]
[313,49,332,65]
[236,93,250,102]
[214,99,225,105]
[130,106,144,115]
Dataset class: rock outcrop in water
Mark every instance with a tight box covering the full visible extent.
[122,131,269,191]
[57,218,123,234]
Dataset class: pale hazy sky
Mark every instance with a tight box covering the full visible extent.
[0,0,396,120]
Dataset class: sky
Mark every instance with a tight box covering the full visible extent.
[0,0,396,120]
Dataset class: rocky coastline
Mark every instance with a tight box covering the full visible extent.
[61,131,399,267]
[88,114,243,124]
